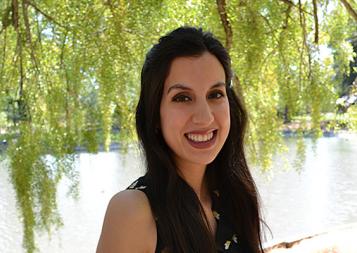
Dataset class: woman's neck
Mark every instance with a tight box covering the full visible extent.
[176,160,210,204]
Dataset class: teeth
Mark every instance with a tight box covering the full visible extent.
[187,132,214,142]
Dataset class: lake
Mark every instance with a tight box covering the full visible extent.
[1,133,357,252]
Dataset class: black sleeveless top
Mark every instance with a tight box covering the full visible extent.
[127,176,247,253]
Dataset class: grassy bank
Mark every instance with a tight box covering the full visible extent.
[266,223,357,253]
[281,111,357,137]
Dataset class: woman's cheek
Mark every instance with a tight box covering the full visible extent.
[161,106,189,131]
[216,102,231,131]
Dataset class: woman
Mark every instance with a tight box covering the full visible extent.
[97,26,266,253]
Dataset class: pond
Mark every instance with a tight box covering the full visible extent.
[1,133,357,252]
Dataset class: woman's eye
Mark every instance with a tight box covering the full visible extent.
[208,91,225,99]
[172,94,191,102]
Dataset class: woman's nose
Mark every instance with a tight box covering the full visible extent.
[191,101,214,126]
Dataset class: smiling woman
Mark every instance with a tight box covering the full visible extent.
[96,27,267,253]
[160,52,230,173]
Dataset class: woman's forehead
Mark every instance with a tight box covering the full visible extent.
[164,52,226,92]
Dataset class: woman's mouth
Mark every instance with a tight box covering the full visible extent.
[184,130,218,149]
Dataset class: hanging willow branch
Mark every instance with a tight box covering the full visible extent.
[22,0,40,75]
[279,5,292,69]
[12,0,24,102]
[0,28,7,80]
[298,0,312,81]
[340,0,357,22]
[16,25,26,122]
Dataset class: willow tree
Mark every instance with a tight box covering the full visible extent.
[0,0,356,252]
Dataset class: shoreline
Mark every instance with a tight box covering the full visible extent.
[265,223,357,253]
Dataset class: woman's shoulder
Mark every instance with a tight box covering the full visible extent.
[96,186,157,253]
[110,175,151,215]
[109,189,152,218]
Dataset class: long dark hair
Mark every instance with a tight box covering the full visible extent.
[136,26,265,253]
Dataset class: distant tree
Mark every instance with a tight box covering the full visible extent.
[341,35,357,95]
[0,1,356,252]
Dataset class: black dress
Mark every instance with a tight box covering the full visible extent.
[127,176,246,253]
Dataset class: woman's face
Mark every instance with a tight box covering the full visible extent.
[160,52,230,170]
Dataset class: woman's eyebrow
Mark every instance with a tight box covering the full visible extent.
[210,82,226,89]
[167,83,191,94]
[167,82,226,94]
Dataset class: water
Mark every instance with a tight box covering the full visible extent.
[1,134,357,253]
[255,134,357,244]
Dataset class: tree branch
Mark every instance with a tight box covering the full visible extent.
[299,0,312,84]
[12,0,22,100]
[340,0,357,22]
[22,0,32,44]
[27,0,66,28]
[12,0,19,30]
[216,0,245,100]
[22,0,40,73]
[297,0,311,87]
[60,33,68,68]
[313,0,319,44]
[216,0,233,51]
[278,4,292,70]
[283,5,292,29]
[278,0,313,16]
[36,12,42,44]
[259,13,280,44]
[279,0,295,6]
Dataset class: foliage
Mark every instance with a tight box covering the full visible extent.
[346,105,357,130]
[0,0,356,252]
[344,78,357,130]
